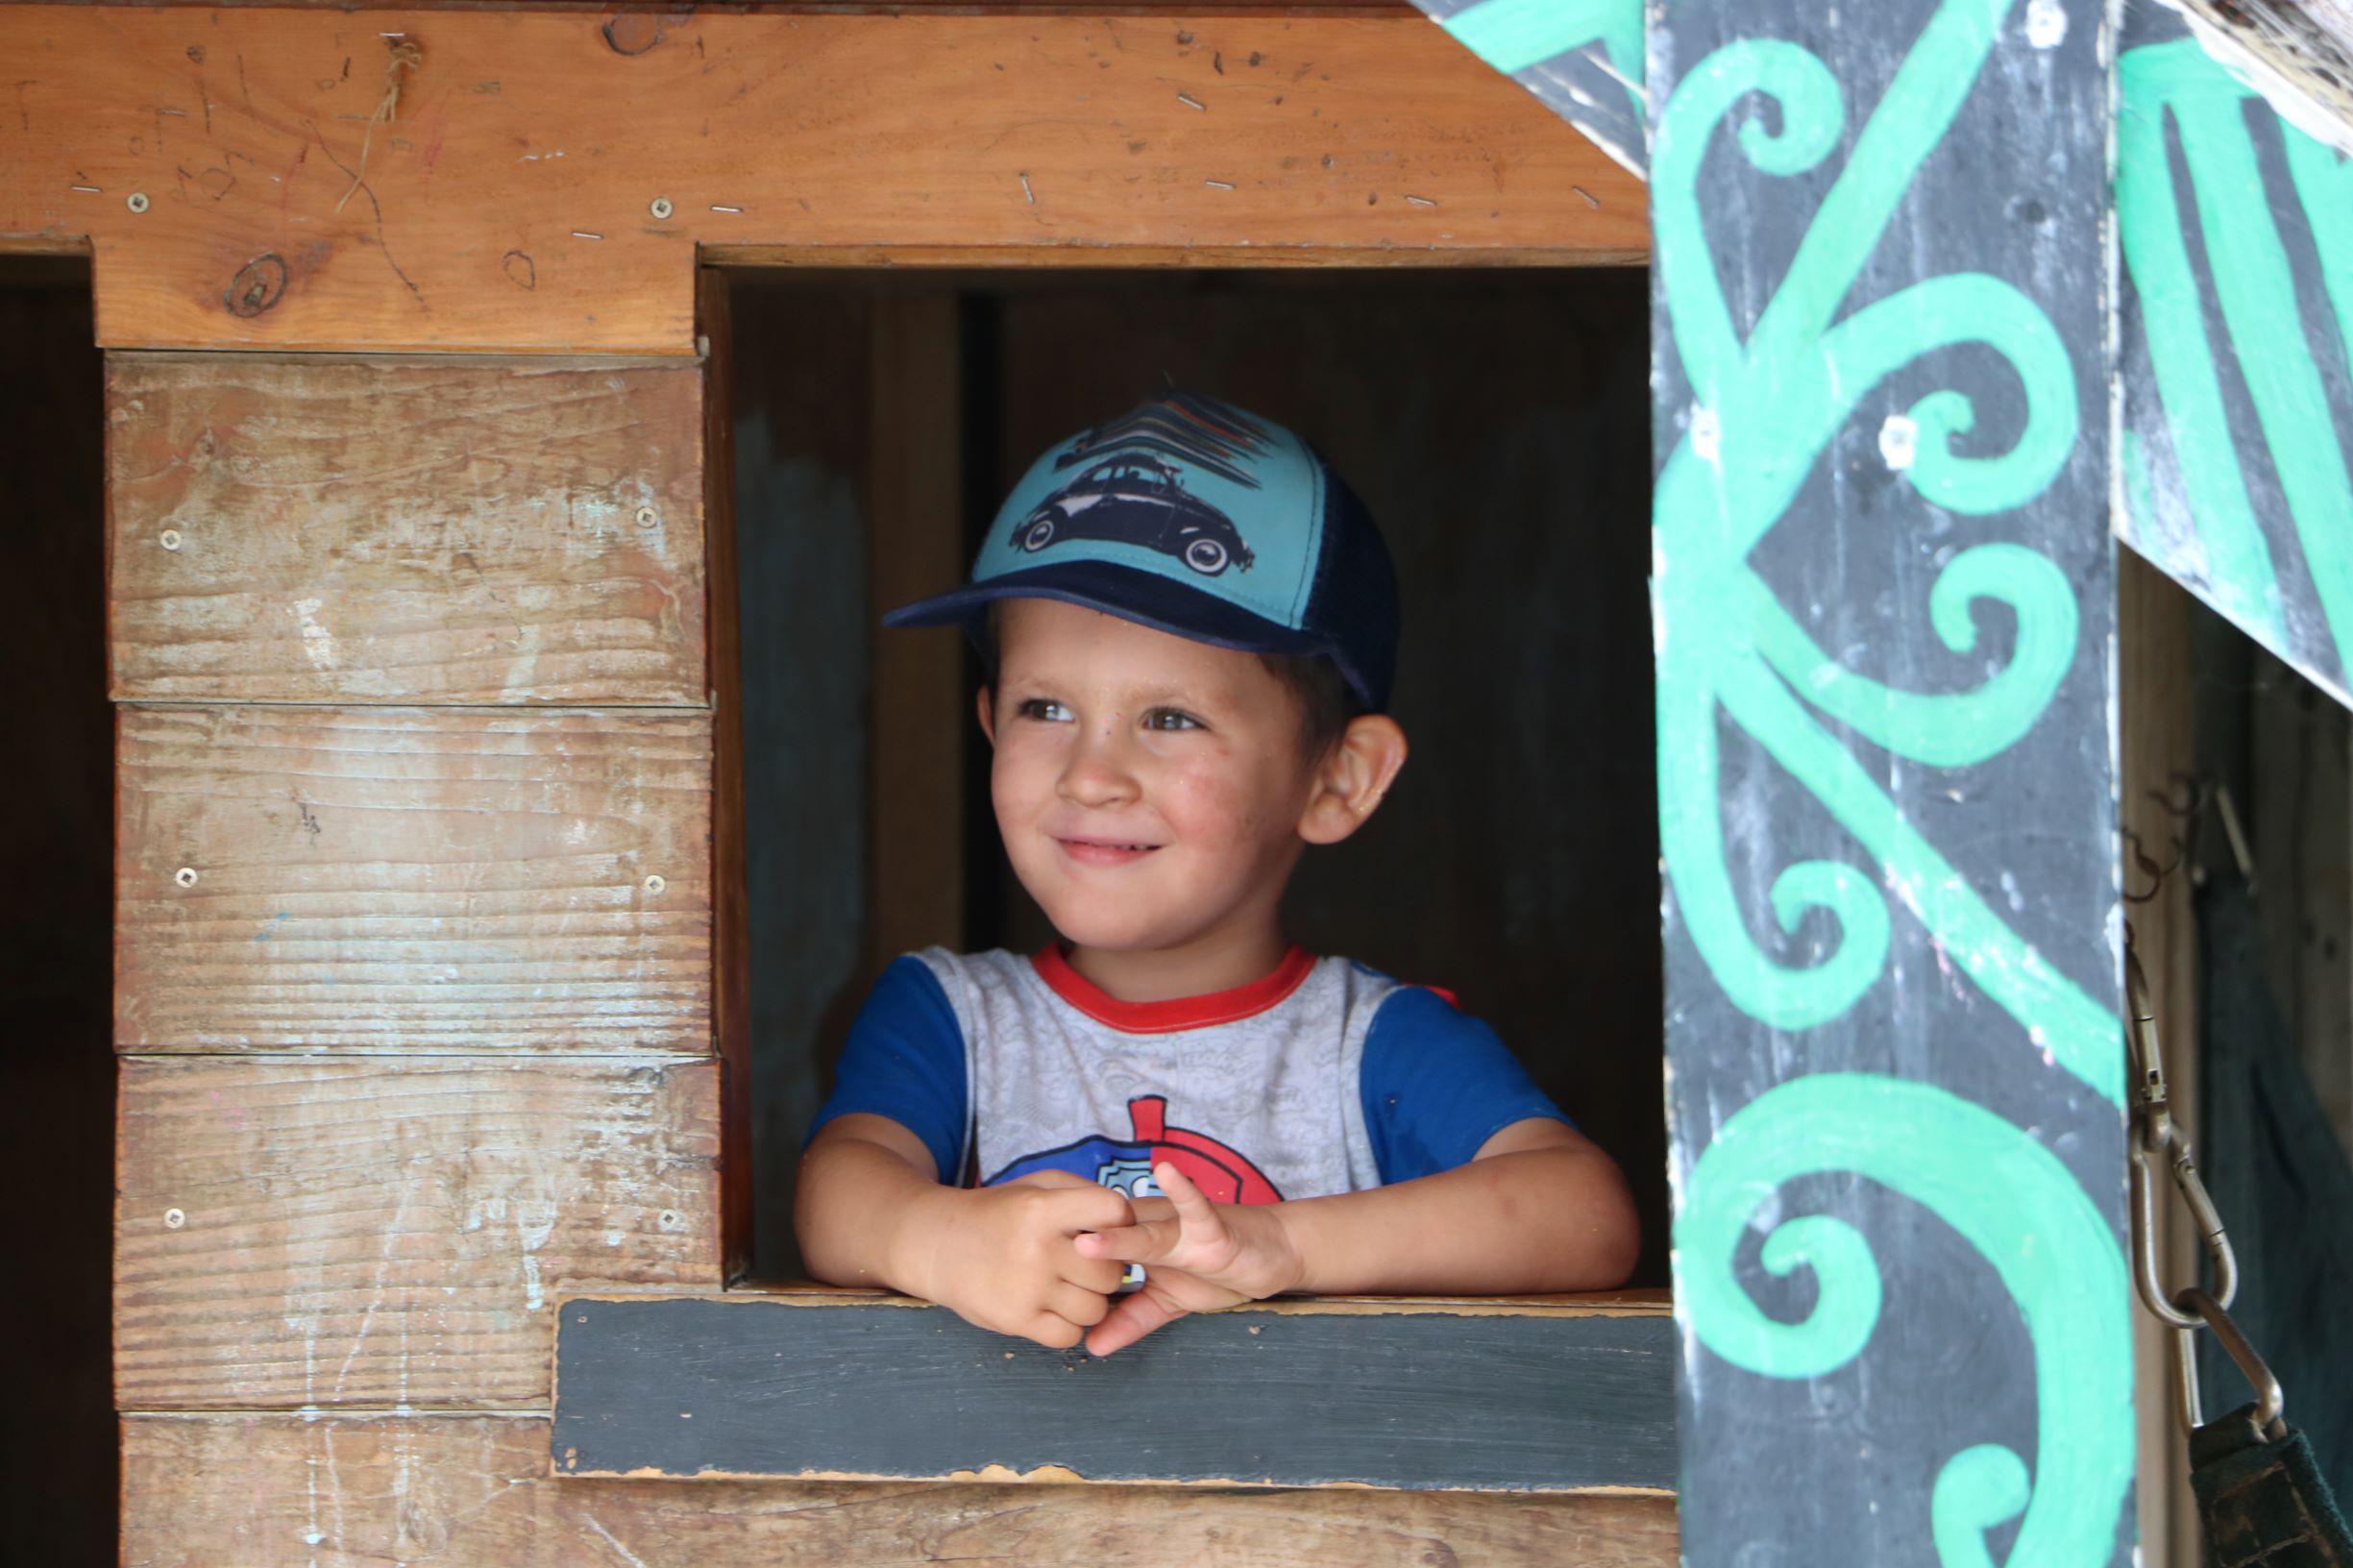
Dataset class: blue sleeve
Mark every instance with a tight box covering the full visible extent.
[804,956,968,1184]
[1360,986,1572,1184]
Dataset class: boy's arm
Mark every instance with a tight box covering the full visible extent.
[1075,1116,1639,1355]
[797,1113,1137,1349]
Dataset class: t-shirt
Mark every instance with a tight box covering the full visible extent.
[808,943,1568,1203]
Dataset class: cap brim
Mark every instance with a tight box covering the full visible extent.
[883,560,1332,663]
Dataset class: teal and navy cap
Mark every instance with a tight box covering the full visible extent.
[884,392,1400,711]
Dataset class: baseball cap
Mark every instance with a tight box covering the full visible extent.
[883,392,1401,712]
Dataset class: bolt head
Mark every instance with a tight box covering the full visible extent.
[127,191,151,214]
[650,196,674,220]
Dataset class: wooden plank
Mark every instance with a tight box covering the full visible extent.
[105,353,707,705]
[699,266,753,1284]
[2119,550,2204,1568]
[115,704,714,1050]
[115,1057,721,1409]
[1650,0,2130,1563]
[551,1292,1675,1489]
[122,1412,1682,1566]
[866,295,968,974]
[0,8,1647,355]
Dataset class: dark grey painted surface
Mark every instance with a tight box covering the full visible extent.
[553,1297,1675,1490]
[1649,1,2129,1565]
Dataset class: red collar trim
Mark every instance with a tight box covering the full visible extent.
[1030,943,1317,1034]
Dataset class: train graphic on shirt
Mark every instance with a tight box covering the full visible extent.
[984,1093,1284,1205]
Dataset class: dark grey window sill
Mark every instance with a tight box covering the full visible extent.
[552,1286,1676,1492]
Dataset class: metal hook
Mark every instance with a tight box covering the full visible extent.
[2172,1286,2286,1439]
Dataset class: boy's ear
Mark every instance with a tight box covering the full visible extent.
[975,685,997,747]
[1297,714,1408,845]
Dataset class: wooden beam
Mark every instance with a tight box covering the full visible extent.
[122,1412,1682,1567]
[552,1288,1675,1489]
[114,703,715,1050]
[0,7,1647,355]
[866,295,969,974]
[105,353,707,705]
[115,1057,722,1409]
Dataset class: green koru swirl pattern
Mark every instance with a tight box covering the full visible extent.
[1653,0,2122,1107]
[1679,1074,2133,1566]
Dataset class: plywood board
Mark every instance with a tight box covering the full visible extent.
[552,1291,1675,1490]
[122,1412,1682,1567]
[115,704,713,1050]
[115,1057,721,1409]
[106,353,707,705]
[0,8,1647,354]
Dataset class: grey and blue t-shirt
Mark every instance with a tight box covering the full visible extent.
[809,944,1569,1205]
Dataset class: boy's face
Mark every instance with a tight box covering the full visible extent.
[982,598,1324,956]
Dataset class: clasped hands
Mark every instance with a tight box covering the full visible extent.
[912,1163,1301,1357]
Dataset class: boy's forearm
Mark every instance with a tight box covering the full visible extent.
[1275,1145,1639,1296]
[795,1134,951,1296]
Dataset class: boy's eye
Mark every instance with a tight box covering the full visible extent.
[1142,708,1204,732]
[1016,698,1072,723]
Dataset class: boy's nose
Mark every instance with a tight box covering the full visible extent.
[1057,724,1141,806]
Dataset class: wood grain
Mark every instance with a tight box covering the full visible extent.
[552,1291,1676,1489]
[122,1413,1682,1567]
[0,8,1647,354]
[115,703,714,1050]
[106,354,707,704]
[115,1057,721,1409]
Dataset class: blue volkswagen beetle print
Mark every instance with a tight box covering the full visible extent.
[1010,455,1256,576]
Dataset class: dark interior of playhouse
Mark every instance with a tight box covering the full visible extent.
[7,253,2351,1559]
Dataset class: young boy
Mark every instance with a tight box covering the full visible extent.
[795,392,1638,1358]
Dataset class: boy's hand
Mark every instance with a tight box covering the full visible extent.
[1073,1162,1305,1356]
[902,1170,1135,1350]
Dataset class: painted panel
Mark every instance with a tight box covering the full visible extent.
[106,355,708,705]
[1419,0,1650,176]
[114,1058,721,1409]
[551,1293,1676,1489]
[1647,2,2130,1563]
[120,1413,1682,1568]
[2119,6,2353,709]
[115,704,713,1051]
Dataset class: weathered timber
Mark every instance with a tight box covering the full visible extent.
[551,1291,1676,1490]
[120,1412,1681,1568]
[0,9,1647,355]
[115,1057,721,1409]
[106,355,707,705]
[1650,0,2130,1563]
[115,704,713,1050]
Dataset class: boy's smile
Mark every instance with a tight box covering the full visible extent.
[982,599,1331,999]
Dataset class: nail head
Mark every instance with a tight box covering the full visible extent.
[127,191,151,214]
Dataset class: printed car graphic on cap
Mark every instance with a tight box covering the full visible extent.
[1009,456,1257,577]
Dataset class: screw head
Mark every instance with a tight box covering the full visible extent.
[658,1209,684,1232]
[174,867,198,889]
[127,191,151,214]
[643,873,667,896]
[634,505,659,528]
[649,196,674,220]
[159,528,183,551]
[163,1208,186,1230]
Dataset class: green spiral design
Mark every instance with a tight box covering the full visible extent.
[1679,1074,2133,1567]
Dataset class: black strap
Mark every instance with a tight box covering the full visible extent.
[2191,1405,2353,1568]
